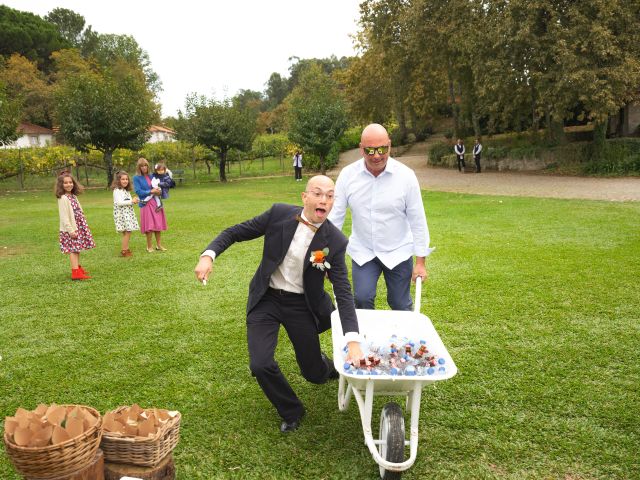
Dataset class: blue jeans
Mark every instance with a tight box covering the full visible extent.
[351,257,413,311]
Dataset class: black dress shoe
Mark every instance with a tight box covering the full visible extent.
[321,352,339,380]
[280,418,301,433]
[280,409,305,433]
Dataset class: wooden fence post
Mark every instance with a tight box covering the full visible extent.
[84,155,89,186]
[191,147,196,179]
[18,148,24,190]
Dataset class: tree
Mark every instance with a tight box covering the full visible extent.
[233,89,265,113]
[0,54,53,127]
[553,0,640,149]
[257,101,289,134]
[88,33,162,95]
[288,56,351,92]
[357,0,416,140]
[182,95,257,182]
[0,81,21,146]
[339,46,394,125]
[44,7,86,47]
[0,5,70,72]
[287,64,347,174]
[50,48,94,82]
[54,59,158,186]
[264,72,290,110]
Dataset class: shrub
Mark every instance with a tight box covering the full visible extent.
[336,126,361,152]
[427,142,452,165]
[251,133,291,158]
[300,141,340,171]
[389,128,404,146]
[584,138,640,175]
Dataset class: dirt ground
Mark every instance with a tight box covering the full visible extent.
[331,142,640,202]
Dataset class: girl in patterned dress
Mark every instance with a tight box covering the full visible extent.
[111,170,140,257]
[55,173,96,280]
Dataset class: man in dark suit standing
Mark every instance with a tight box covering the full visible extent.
[194,175,363,433]
[473,138,482,173]
[454,138,466,172]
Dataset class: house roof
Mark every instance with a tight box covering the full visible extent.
[18,122,53,135]
[149,125,176,134]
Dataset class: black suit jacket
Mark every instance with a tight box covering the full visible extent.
[205,203,359,335]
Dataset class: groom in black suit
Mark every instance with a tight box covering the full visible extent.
[194,175,363,432]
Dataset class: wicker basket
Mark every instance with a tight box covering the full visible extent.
[3,405,102,480]
[100,407,181,467]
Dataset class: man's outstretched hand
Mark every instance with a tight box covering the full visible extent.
[194,256,213,285]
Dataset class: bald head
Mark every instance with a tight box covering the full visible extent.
[302,175,335,223]
[360,123,391,177]
[361,123,390,145]
[305,175,334,192]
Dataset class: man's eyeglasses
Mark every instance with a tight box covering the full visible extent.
[363,145,390,156]
[305,190,334,201]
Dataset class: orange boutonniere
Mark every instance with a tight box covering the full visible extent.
[310,248,331,271]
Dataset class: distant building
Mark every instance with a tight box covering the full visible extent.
[609,102,640,137]
[3,122,54,148]
[148,125,177,143]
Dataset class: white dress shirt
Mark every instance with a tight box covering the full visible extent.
[268,213,318,293]
[329,157,433,270]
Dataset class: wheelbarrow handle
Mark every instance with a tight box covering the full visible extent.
[414,276,422,314]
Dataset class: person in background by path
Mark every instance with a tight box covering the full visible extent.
[111,170,140,257]
[293,151,303,181]
[329,123,434,311]
[133,157,168,252]
[455,138,466,172]
[55,172,96,280]
[194,175,363,433]
[473,138,482,173]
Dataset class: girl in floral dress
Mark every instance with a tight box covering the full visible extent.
[111,170,140,257]
[55,173,96,280]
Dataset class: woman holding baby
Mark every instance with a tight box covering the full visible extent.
[133,157,168,252]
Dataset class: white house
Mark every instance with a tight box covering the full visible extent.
[147,125,177,143]
[3,122,54,148]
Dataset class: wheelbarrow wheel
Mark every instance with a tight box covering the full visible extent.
[378,402,405,480]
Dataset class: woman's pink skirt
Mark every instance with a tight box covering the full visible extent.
[139,203,167,233]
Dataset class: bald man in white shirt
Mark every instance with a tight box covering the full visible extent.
[329,124,434,311]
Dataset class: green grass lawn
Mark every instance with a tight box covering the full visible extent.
[1,177,638,479]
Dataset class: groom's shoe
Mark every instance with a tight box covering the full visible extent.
[280,418,301,433]
[280,411,305,433]
[321,352,339,380]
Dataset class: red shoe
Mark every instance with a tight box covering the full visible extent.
[78,265,90,275]
[71,268,91,280]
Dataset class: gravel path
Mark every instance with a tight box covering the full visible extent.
[331,143,640,202]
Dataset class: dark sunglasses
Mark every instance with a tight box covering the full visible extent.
[363,145,389,156]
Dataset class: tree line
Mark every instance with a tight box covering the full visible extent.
[2,2,639,186]
[0,6,352,185]
[342,0,640,147]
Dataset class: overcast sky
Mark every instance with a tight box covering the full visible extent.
[3,0,362,118]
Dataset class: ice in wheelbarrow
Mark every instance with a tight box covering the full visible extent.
[341,333,449,377]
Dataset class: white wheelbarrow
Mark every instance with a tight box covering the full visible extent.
[331,278,457,479]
